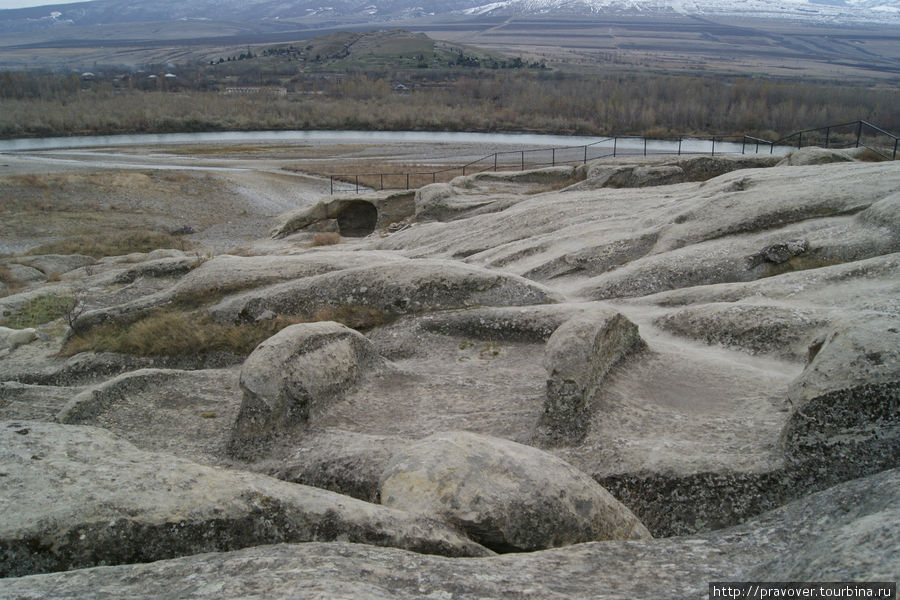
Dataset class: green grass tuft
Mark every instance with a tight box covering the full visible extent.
[1,294,77,328]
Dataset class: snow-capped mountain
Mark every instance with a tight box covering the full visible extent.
[2,0,899,30]
[461,0,900,23]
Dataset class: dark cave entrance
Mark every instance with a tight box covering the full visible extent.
[337,200,378,237]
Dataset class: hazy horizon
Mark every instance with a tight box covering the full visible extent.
[0,0,91,9]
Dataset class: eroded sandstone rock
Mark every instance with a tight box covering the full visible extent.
[208,259,562,324]
[379,430,650,552]
[271,191,415,238]
[0,326,37,352]
[780,318,900,490]
[0,421,491,578]
[5,468,897,599]
[228,322,386,459]
[537,308,644,444]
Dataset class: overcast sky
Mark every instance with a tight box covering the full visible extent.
[0,0,90,9]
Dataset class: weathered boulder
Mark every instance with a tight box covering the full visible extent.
[776,147,857,166]
[655,161,898,253]
[454,166,578,190]
[4,468,897,598]
[71,252,407,333]
[9,254,96,277]
[537,308,644,444]
[0,421,491,578]
[856,192,900,232]
[568,164,685,190]
[228,322,386,459]
[747,238,810,265]
[208,259,562,324]
[654,303,830,361]
[577,215,898,301]
[107,255,198,284]
[379,431,651,552]
[414,182,498,222]
[0,325,37,352]
[780,318,900,489]
[1,262,45,286]
[672,154,782,181]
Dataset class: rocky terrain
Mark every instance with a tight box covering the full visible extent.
[1,145,898,597]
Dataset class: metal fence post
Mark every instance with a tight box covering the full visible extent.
[380,174,384,190]
[406,174,409,190]
[613,137,617,157]
[741,138,746,155]
[584,145,587,164]
[678,137,682,156]
[330,176,333,195]
[824,127,830,148]
[893,138,898,160]
[643,137,647,156]
[711,137,715,156]
[552,148,556,166]
[798,132,802,149]
[355,175,359,194]
[521,151,524,171]
[856,121,863,147]
[494,153,497,171]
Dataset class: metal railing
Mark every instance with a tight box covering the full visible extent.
[765,120,899,161]
[328,120,898,194]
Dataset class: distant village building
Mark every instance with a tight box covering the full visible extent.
[223,86,287,96]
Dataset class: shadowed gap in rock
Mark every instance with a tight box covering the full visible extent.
[337,201,378,237]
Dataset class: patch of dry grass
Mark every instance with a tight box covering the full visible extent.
[25,230,194,259]
[0,265,25,298]
[61,310,304,357]
[61,301,398,358]
[308,232,341,247]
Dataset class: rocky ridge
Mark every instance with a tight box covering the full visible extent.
[1,148,898,596]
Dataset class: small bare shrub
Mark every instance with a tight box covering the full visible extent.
[855,148,889,162]
[64,292,86,332]
[1,294,78,328]
[308,232,342,247]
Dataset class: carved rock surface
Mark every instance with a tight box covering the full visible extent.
[0,421,491,578]
[6,468,896,598]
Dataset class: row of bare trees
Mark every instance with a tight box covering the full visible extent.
[1,70,897,139]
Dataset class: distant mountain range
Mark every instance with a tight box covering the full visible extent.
[3,0,899,33]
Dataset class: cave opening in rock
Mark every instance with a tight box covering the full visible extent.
[337,201,378,237]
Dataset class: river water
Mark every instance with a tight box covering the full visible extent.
[0,129,791,156]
